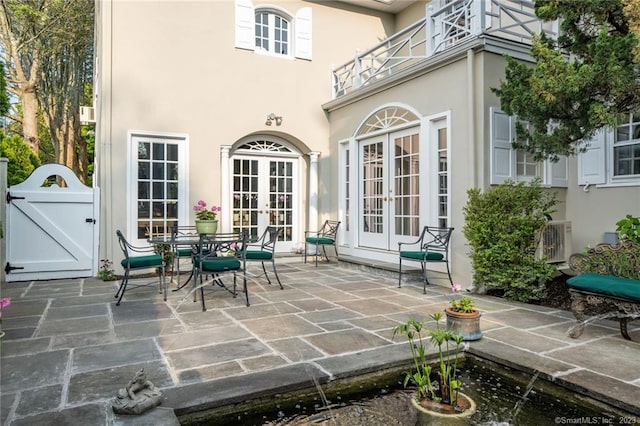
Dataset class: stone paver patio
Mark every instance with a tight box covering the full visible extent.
[1,257,639,425]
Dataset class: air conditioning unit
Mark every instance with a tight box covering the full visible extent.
[536,220,572,263]
[80,106,95,124]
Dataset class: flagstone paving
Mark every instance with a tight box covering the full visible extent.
[1,257,639,425]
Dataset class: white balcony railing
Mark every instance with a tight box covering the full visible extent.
[331,0,558,98]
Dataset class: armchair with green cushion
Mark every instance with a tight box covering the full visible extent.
[170,225,199,288]
[114,230,166,306]
[192,231,249,311]
[304,220,341,267]
[398,226,454,294]
[243,226,284,289]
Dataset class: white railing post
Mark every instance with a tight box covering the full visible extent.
[353,50,362,89]
[471,0,483,35]
[427,4,435,57]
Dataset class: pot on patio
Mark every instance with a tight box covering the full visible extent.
[195,220,218,234]
[445,307,482,341]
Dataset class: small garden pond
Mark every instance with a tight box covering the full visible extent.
[208,357,631,426]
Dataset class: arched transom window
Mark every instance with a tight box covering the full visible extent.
[236,140,293,153]
[357,107,419,136]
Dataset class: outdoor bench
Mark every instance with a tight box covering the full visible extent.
[567,240,640,340]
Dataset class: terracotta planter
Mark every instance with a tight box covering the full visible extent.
[412,392,476,426]
[195,220,218,234]
[445,307,482,341]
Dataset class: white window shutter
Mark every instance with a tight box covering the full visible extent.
[577,129,606,185]
[490,108,515,184]
[235,0,254,50]
[295,7,312,60]
[549,155,568,187]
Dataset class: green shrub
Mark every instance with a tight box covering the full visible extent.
[462,179,557,302]
[616,214,640,244]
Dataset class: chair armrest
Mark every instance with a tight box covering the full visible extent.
[398,237,422,250]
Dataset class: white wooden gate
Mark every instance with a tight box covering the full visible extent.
[5,164,99,282]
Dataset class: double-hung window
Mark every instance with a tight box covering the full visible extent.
[490,108,568,187]
[614,114,640,177]
[255,12,289,55]
[578,113,640,186]
[235,0,312,60]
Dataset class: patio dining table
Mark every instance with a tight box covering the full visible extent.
[148,234,201,290]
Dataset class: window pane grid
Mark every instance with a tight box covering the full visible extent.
[137,140,179,239]
[437,127,449,228]
[362,142,384,234]
[615,113,640,176]
[254,11,290,56]
[394,134,419,237]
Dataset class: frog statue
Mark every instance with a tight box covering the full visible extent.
[111,369,163,415]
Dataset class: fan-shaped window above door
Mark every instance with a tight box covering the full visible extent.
[357,106,419,136]
[236,140,293,153]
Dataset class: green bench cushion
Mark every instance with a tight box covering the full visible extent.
[121,254,163,269]
[567,273,640,301]
[306,237,335,245]
[242,250,273,260]
[200,257,241,272]
[399,251,444,261]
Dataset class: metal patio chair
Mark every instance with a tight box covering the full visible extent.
[114,230,166,306]
[398,226,454,294]
[304,220,341,266]
[243,226,284,289]
[192,231,249,311]
[170,225,199,289]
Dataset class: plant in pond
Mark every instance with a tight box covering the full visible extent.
[98,259,117,281]
[393,313,466,406]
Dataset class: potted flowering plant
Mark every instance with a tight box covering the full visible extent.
[445,284,482,341]
[193,200,220,234]
[393,313,476,422]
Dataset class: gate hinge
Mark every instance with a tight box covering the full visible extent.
[6,192,26,203]
[5,262,24,274]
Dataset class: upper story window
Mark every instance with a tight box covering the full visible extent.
[235,0,312,60]
[490,108,568,187]
[578,114,640,187]
[614,114,640,177]
[255,11,289,55]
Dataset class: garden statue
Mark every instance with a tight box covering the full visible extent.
[111,369,162,415]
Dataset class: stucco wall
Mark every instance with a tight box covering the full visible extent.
[326,52,475,284]
[96,0,399,269]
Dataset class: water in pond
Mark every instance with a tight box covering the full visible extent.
[221,358,629,426]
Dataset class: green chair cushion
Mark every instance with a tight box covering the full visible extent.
[243,250,273,260]
[306,237,335,245]
[567,273,640,301]
[121,254,163,269]
[399,251,444,261]
[200,257,241,272]
[176,248,193,257]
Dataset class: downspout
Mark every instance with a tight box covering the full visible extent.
[467,48,477,189]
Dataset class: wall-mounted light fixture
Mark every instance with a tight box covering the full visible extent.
[265,113,283,126]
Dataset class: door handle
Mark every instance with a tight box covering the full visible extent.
[85,218,96,224]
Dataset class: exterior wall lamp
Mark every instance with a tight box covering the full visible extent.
[265,113,283,126]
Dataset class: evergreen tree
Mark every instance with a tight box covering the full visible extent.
[493,0,640,160]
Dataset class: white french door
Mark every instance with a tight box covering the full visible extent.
[359,127,420,250]
[232,155,298,252]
